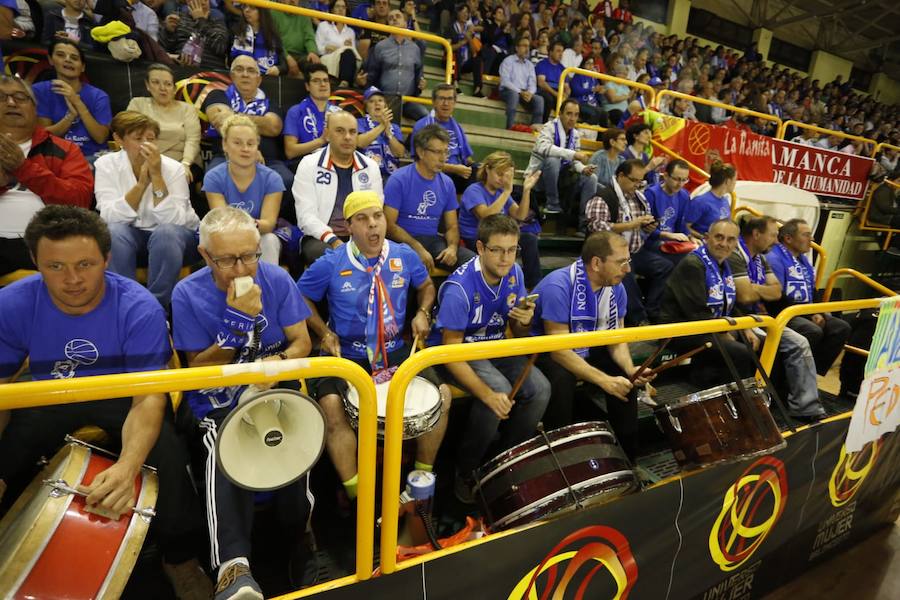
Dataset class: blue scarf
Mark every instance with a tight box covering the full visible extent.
[770,243,814,304]
[225,84,270,116]
[232,26,277,72]
[569,258,618,357]
[349,240,399,381]
[738,238,765,284]
[453,20,471,64]
[553,119,578,168]
[693,245,735,318]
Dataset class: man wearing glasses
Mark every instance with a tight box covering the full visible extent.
[172,206,314,599]
[585,159,671,325]
[430,214,550,503]
[0,75,93,278]
[642,159,697,264]
[384,124,475,272]
[531,231,655,459]
[409,83,479,194]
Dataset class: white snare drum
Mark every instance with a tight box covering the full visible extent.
[343,376,442,439]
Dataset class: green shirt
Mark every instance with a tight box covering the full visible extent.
[270,9,317,57]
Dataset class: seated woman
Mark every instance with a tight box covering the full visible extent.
[95,111,199,307]
[202,115,283,265]
[685,161,736,238]
[230,3,285,76]
[458,152,543,289]
[315,0,361,89]
[568,56,608,127]
[126,63,202,184]
[33,39,111,161]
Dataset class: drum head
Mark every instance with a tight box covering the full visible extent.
[345,376,439,417]
[668,377,760,409]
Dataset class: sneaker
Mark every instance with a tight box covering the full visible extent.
[162,558,213,600]
[214,563,263,600]
[543,203,563,215]
[454,472,477,505]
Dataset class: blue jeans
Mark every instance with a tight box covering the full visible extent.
[108,223,199,306]
[627,244,675,323]
[498,87,544,129]
[455,356,551,475]
[536,157,598,213]
[754,326,824,417]
[413,234,476,271]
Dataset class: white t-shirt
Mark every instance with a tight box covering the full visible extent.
[0,140,44,238]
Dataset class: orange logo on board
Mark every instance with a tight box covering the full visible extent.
[828,440,881,507]
[709,457,788,572]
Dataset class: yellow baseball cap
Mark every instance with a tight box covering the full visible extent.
[342,190,383,220]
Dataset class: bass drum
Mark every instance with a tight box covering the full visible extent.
[0,439,158,599]
[654,377,786,470]
[474,421,639,532]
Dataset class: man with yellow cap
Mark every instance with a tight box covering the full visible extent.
[297,190,451,504]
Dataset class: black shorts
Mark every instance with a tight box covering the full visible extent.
[312,346,442,400]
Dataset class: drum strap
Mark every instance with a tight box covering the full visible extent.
[711,333,769,438]
[738,334,797,433]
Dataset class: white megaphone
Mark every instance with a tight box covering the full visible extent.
[216,387,327,491]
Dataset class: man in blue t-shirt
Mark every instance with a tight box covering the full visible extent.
[297,191,450,503]
[171,206,313,598]
[534,41,569,122]
[283,63,340,162]
[532,231,655,459]
[0,206,209,598]
[765,218,850,378]
[384,124,476,273]
[409,84,478,194]
[432,215,550,503]
[642,159,695,257]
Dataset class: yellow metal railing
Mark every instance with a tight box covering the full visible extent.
[759,298,882,373]
[776,120,875,150]
[0,357,380,585]
[656,90,782,130]
[857,176,900,249]
[649,139,711,179]
[241,0,453,84]
[555,67,656,117]
[732,205,828,288]
[822,268,897,302]
[379,316,776,574]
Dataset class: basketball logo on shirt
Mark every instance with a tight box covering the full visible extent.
[303,113,318,135]
[417,190,437,215]
[51,338,99,379]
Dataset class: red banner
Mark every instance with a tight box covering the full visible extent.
[651,115,873,200]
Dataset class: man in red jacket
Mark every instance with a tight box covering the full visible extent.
[0,75,94,277]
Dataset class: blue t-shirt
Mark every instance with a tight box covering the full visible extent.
[230,28,279,73]
[643,183,690,235]
[284,96,339,143]
[32,81,111,157]
[531,265,627,336]
[570,73,598,106]
[0,273,170,381]
[202,163,285,219]
[432,257,525,345]
[686,190,731,234]
[357,115,404,178]
[0,0,17,65]
[383,164,458,237]
[458,182,513,241]
[535,58,565,92]
[409,113,473,165]
[172,262,311,418]
[765,243,815,304]
[296,241,428,359]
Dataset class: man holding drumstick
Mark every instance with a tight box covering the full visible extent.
[532,231,655,459]
[430,215,551,504]
[297,191,451,505]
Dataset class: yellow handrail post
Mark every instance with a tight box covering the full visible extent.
[554,67,655,118]
[240,0,454,84]
[656,90,782,132]
[648,139,710,179]
[821,268,897,302]
[380,317,777,575]
[0,357,380,582]
[776,119,876,151]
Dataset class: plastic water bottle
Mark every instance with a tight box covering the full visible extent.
[402,470,437,547]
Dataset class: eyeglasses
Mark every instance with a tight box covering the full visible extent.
[422,146,450,157]
[626,175,644,184]
[210,251,262,269]
[433,96,456,103]
[484,245,521,257]
[0,91,33,104]
[606,257,632,267]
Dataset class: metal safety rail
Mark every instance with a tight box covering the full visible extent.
[554,67,656,117]
[732,204,829,288]
[655,90,782,131]
[857,144,900,249]
[775,119,876,151]
[0,357,380,585]
[240,0,453,85]
[378,316,778,574]
[822,268,897,302]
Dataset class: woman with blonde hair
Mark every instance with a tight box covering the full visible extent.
[685,161,737,237]
[459,151,543,288]
[202,115,283,264]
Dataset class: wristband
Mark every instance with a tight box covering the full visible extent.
[217,307,255,349]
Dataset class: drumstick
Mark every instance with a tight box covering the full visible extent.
[509,353,539,401]
[643,342,712,377]
[408,335,420,359]
[629,338,671,383]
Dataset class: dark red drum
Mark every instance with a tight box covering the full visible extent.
[474,421,639,531]
[654,377,786,470]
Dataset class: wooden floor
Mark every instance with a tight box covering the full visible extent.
[762,519,900,600]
